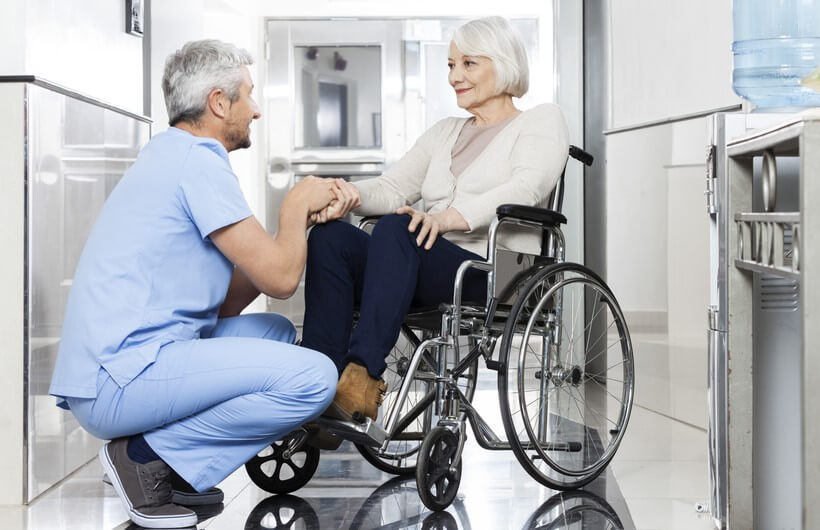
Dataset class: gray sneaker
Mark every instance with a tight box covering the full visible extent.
[99,438,197,529]
[103,471,225,506]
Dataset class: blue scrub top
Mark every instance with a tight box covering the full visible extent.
[49,127,253,403]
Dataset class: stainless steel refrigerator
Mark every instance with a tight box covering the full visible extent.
[0,76,150,502]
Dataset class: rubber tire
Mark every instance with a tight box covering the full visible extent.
[245,435,320,494]
[496,261,633,491]
[415,427,462,512]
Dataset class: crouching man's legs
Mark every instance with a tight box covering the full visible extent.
[67,313,337,528]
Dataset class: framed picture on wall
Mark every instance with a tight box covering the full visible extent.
[126,0,144,37]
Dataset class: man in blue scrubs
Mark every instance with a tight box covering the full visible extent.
[48,40,358,529]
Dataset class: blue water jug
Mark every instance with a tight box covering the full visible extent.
[732,0,820,109]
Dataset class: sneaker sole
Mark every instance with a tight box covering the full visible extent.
[171,488,225,506]
[99,444,197,529]
[103,474,225,506]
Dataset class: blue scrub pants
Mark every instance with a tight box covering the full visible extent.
[301,214,487,378]
[66,313,337,492]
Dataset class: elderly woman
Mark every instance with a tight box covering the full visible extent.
[302,16,569,424]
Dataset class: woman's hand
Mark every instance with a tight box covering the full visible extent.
[396,206,468,250]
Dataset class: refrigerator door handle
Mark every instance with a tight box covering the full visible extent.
[706,144,717,215]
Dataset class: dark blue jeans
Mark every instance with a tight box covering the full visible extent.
[301,214,487,378]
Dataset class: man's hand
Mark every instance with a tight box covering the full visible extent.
[286,176,337,220]
[396,206,469,250]
[310,179,361,224]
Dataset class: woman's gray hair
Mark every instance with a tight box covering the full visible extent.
[452,17,529,98]
[162,39,254,126]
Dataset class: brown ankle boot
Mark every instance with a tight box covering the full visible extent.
[326,363,387,422]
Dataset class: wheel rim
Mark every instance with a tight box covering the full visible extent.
[245,435,319,493]
[419,428,461,509]
[500,263,634,487]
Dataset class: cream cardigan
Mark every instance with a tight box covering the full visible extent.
[354,103,569,257]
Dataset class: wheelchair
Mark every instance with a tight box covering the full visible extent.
[244,145,635,512]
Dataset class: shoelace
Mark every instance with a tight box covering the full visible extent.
[375,381,387,406]
[148,467,173,504]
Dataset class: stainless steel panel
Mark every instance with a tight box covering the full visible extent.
[706,324,726,529]
[705,112,796,528]
[25,83,149,501]
[750,146,801,530]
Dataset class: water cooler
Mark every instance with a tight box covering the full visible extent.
[705,2,819,527]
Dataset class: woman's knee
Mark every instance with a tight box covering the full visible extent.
[373,213,411,233]
[308,220,357,251]
[371,214,414,245]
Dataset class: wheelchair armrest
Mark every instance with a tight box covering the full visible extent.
[495,204,567,226]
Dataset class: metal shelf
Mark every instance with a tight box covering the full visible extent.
[733,211,799,279]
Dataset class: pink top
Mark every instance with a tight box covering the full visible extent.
[450,113,519,177]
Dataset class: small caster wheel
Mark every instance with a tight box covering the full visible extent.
[416,426,462,511]
[245,431,320,494]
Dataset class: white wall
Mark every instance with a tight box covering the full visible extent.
[0,2,26,75]
[151,0,263,208]
[605,127,670,321]
[605,0,741,330]
[609,0,739,128]
[604,0,740,428]
[0,0,144,115]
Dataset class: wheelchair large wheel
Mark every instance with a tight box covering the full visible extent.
[497,262,634,490]
[245,432,320,494]
[416,426,462,512]
[357,325,478,475]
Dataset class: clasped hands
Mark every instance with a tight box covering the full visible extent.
[307,178,362,225]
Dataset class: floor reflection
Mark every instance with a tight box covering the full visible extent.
[245,494,318,529]
[241,474,625,530]
[522,490,624,529]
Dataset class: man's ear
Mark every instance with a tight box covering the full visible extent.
[207,89,229,119]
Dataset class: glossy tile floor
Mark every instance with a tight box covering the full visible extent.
[2,332,717,530]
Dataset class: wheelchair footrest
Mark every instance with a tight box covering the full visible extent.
[485,359,502,371]
[315,415,388,447]
[523,441,583,454]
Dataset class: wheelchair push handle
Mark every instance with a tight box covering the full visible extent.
[569,145,593,166]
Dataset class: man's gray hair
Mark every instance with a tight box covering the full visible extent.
[452,17,529,98]
[162,39,254,126]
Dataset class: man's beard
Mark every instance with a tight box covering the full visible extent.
[225,123,251,150]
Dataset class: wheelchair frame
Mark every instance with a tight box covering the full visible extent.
[244,146,635,512]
